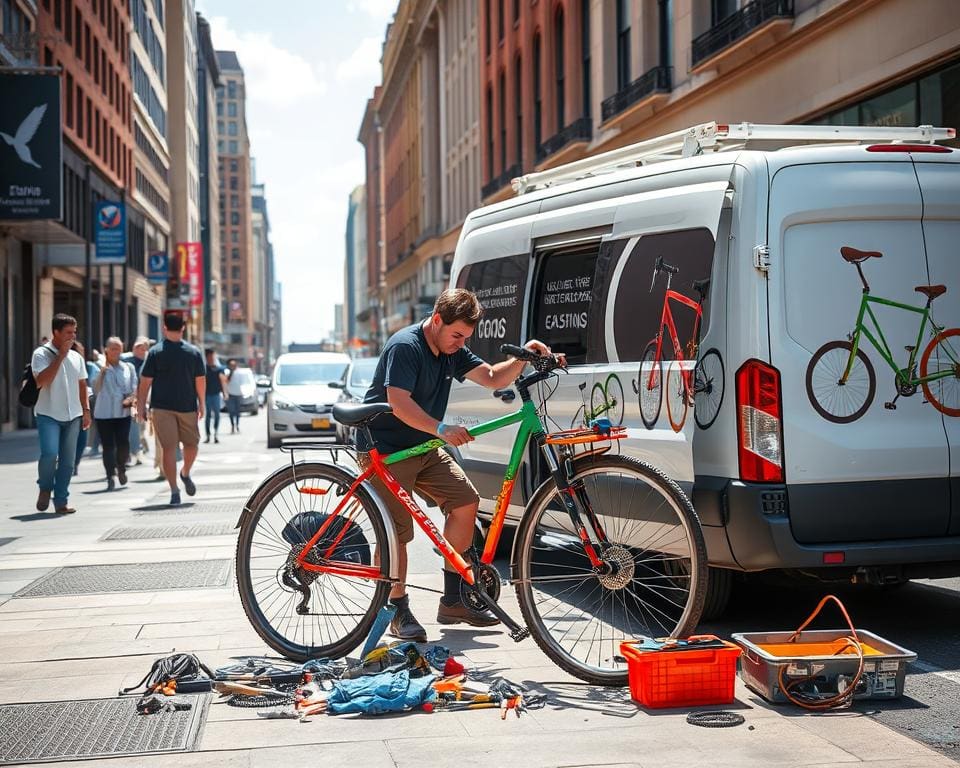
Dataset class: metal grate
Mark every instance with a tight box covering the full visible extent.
[0,695,208,764]
[134,503,243,517]
[103,523,236,541]
[14,560,232,598]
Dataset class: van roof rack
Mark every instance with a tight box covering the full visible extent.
[511,121,956,194]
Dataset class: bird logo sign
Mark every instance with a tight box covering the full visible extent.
[98,204,123,229]
[0,104,47,169]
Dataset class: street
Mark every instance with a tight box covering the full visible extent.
[0,412,957,766]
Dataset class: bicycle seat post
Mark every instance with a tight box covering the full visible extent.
[854,261,870,293]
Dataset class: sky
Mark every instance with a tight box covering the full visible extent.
[194,0,395,345]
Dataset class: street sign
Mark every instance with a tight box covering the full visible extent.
[147,251,169,284]
[0,73,62,220]
[93,200,126,263]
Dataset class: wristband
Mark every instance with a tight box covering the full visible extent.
[437,423,448,437]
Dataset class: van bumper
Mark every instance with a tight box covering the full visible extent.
[694,475,960,572]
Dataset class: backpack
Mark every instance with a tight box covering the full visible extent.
[18,347,54,408]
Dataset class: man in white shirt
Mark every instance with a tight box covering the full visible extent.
[32,314,91,514]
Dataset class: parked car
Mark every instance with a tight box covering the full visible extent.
[267,352,350,448]
[443,121,960,619]
[221,366,259,415]
[255,375,271,406]
[333,356,380,444]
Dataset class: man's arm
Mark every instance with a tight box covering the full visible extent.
[463,339,556,390]
[33,346,68,389]
[78,379,91,429]
[387,387,473,447]
[196,376,207,417]
[219,371,228,397]
[137,375,152,421]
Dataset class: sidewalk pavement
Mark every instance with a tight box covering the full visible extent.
[0,427,954,768]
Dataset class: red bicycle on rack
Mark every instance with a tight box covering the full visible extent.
[632,257,724,432]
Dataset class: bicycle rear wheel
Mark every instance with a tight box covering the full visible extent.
[920,328,960,417]
[514,455,707,685]
[605,374,625,426]
[236,462,391,661]
[665,361,688,432]
[694,349,724,430]
[637,342,662,429]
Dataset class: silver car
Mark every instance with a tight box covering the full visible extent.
[267,352,350,448]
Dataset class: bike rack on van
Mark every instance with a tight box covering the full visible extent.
[510,122,956,194]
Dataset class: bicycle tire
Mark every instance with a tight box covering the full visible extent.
[590,382,607,424]
[693,349,724,430]
[605,373,625,426]
[637,341,662,430]
[920,328,960,417]
[806,340,876,424]
[665,360,688,433]
[236,462,392,662]
[514,454,708,686]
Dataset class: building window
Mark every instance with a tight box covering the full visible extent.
[65,72,74,127]
[228,121,238,136]
[616,0,631,91]
[513,0,519,22]
[533,33,542,148]
[497,0,504,41]
[711,0,739,27]
[216,100,223,116]
[228,102,237,117]
[76,85,84,138]
[231,247,240,259]
[230,159,238,172]
[555,7,565,130]
[581,0,591,118]
[484,0,491,55]
[232,284,241,298]
[499,70,506,173]
[228,140,238,154]
[659,0,672,69]
[217,139,225,154]
[515,56,523,167]
[486,84,494,180]
[230,194,239,208]
[227,80,236,99]
[231,211,240,225]
[231,230,239,243]
[229,176,237,190]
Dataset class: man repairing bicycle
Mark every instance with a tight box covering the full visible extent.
[357,288,557,641]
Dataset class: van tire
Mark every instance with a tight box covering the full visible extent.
[702,566,734,620]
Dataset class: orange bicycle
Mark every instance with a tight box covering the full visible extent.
[236,345,707,685]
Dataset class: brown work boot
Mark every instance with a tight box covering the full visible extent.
[388,596,427,642]
[437,599,500,627]
[36,490,51,511]
[54,505,76,515]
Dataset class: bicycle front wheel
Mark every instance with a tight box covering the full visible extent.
[806,340,876,423]
[236,462,392,661]
[638,341,662,429]
[920,328,960,417]
[694,349,724,430]
[605,374,625,426]
[665,361,688,432]
[514,455,707,685]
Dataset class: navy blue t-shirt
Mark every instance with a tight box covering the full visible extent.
[205,364,226,394]
[358,323,483,454]
[141,339,206,413]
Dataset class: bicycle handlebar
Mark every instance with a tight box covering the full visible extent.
[500,344,565,373]
[650,256,680,292]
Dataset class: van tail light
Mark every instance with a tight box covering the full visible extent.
[736,359,784,483]
[866,144,952,153]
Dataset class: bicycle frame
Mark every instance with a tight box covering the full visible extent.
[843,293,942,384]
[291,398,605,586]
[647,289,704,389]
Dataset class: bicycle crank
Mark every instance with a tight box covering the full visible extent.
[462,580,530,642]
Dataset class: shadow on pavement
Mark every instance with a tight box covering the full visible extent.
[10,512,66,522]
[130,502,195,511]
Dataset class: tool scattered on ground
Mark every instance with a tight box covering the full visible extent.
[686,711,746,728]
[135,694,194,715]
[119,652,214,696]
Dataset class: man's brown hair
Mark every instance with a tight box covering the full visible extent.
[433,288,483,326]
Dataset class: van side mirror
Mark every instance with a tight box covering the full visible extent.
[329,381,345,389]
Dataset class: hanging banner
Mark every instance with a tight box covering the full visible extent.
[0,73,62,220]
[177,242,204,307]
[93,200,126,263]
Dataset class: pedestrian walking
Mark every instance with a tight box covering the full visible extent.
[203,348,228,443]
[93,337,138,491]
[225,358,242,433]
[136,313,206,506]
[122,336,151,466]
[32,313,91,515]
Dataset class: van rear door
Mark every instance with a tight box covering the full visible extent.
[769,160,950,544]
[913,156,960,535]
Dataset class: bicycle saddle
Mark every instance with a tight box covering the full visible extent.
[840,246,883,262]
[915,284,947,300]
[331,402,392,426]
[691,278,711,296]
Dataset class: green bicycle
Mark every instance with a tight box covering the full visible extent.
[805,246,960,423]
[236,345,707,684]
[572,373,625,428]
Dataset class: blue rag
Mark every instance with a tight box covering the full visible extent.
[326,669,436,715]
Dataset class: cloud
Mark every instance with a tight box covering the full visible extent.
[208,16,326,108]
[346,0,396,26]
[336,36,382,83]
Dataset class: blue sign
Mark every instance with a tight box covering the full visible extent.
[93,200,126,263]
[147,251,169,284]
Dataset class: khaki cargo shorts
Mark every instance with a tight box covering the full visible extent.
[152,409,201,450]
[357,448,480,544]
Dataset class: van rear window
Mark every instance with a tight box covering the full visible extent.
[531,246,600,364]
[456,253,529,363]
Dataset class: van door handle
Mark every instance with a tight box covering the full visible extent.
[493,388,516,403]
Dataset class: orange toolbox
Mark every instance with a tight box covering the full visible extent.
[620,635,742,709]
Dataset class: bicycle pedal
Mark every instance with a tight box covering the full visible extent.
[509,627,530,643]
[884,402,897,410]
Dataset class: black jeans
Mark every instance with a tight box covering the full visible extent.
[96,417,131,478]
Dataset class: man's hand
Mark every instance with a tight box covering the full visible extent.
[438,423,473,447]
[197,403,205,421]
[523,339,566,368]
[81,410,92,430]
[55,337,72,357]
[137,404,147,423]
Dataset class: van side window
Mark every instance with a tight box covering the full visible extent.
[531,246,600,365]
[608,228,715,363]
[456,253,529,363]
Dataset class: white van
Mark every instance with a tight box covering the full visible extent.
[444,122,960,616]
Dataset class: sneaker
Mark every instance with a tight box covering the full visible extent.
[169,490,181,506]
[117,466,127,486]
[204,436,210,444]
[180,473,196,496]
[214,435,219,444]
[389,600,427,642]
[36,490,51,511]
[107,477,115,491]
[54,505,76,515]
[437,599,500,627]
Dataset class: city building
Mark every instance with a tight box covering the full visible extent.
[250,181,274,372]
[358,0,480,349]
[479,0,960,204]
[196,12,223,343]
[343,184,370,354]
[215,50,256,365]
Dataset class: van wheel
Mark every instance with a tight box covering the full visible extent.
[701,566,734,620]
